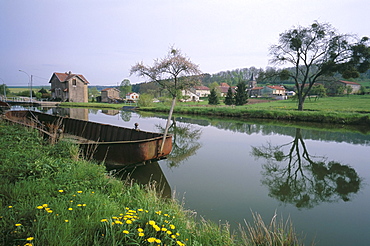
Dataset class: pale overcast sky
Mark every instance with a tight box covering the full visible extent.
[0,0,368,86]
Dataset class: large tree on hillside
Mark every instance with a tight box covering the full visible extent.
[269,21,370,110]
[119,79,132,98]
[130,47,202,151]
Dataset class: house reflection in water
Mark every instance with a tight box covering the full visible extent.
[101,110,120,116]
[51,107,88,121]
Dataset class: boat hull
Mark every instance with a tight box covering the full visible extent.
[4,110,172,166]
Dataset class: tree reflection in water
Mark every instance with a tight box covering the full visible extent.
[251,128,362,209]
[156,119,202,168]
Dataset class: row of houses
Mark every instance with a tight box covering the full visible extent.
[48,71,139,103]
[49,71,362,103]
[182,76,362,101]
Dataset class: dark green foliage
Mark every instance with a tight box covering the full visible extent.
[224,87,234,105]
[208,88,219,105]
[234,81,248,106]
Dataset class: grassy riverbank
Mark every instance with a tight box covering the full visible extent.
[139,95,370,126]
[62,95,370,126]
[0,121,305,245]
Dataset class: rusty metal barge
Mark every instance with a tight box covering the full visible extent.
[3,110,172,167]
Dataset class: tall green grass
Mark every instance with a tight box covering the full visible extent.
[0,121,307,245]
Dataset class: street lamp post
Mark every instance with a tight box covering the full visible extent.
[19,70,33,102]
[0,78,6,99]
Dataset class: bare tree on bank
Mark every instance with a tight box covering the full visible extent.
[130,47,202,151]
[269,21,370,111]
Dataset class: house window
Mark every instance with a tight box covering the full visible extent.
[72,79,77,87]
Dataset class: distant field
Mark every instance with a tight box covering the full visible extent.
[8,86,50,94]
[245,95,370,113]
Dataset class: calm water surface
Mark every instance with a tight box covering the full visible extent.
[48,108,370,245]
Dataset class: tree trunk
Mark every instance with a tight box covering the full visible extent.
[297,94,304,111]
[160,96,176,153]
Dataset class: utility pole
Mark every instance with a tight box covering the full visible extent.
[19,70,32,102]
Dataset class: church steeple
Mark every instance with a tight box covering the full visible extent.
[248,74,257,88]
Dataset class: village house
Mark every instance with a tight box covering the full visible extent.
[181,90,200,101]
[337,80,361,94]
[49,71,89,102]
[126,92,140,101]
[194,86,211,97]
[218,83,236,97]
[101,88,121,103]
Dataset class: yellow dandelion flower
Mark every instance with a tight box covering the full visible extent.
[138,232,144,237]
[24,243,33,246]
[114,220,123,225]
[154,225,161,232]
[126,220,132,224]
[91,191,95,194]
[82,204,86,206]
[8,206,13,208]
[77,191,82,193]
[161,227,167,232]
[170,224,176,229]
[147,237,156,243]
[138,208,144,212]
[65,220,69,222]
[36,206,43,209]
[122,230,129,234]
[176,233,180,236]
[15,224,22,227]
[100,219,108,222]
[77,204,82,207]
[137,228,144,232]
[58,189,64,193]
[171,235,176,239]
[176,241,185,246]
[68,208,73,211]
[155,239,162,243]
[47,210,53,213]
[167,230,172,235]
[26,237,34,241]
[149,220,156,225]
[42,204,48,208]
[45,207,51,211]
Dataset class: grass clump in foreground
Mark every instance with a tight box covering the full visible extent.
[0,121,306,245]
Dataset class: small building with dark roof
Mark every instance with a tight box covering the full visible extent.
[49,71,89,102]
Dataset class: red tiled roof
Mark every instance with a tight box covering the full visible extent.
[101,88,119,91]
[194,86,210,90]
[218,86,236,93]
[339,80,360,85]
[267,85,285,90]
[52,72,90,84]
[220,83,229,87]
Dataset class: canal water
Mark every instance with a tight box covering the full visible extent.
[37,107,370,245]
